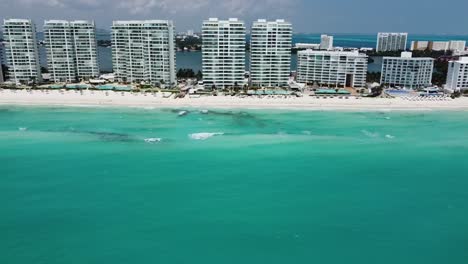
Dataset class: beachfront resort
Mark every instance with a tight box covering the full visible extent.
[1,18,468,108]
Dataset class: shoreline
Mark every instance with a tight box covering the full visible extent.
[1,89,467,111]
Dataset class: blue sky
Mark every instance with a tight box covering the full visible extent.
[1,0,468,34]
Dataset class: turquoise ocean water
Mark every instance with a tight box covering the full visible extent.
[1,106,468,263]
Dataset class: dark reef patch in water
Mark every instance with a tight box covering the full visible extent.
[46,128,134,142]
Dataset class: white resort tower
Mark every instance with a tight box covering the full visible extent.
[380,52,434,89]
[112,20,176,86]
[44,20,99,82]
[376,33,408,52]
[71,21,99,79]
[0,43,4,83]
[320,34,334,50]
[446,57,468,91]
[250,19,292,88]
[202,18,246,89]
[296,50,368,88]
[3,19,41,84]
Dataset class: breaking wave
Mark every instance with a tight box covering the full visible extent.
[144,138,162,143]
[189,132,224,140]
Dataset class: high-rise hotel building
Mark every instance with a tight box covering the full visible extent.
[44,20,99,82]
[3,19,41,84]
[71,21,99,79]
[381,52,434,89]
[296,50,368,88]
[250,19,292,88]
[111,20,176,86]
[446,57,468,91]
[376,32,408,52]
[0,43,4,83]
[202,18,246,89]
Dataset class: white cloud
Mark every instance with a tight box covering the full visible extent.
[124,0,296,15]
[17,0,102,8]
[16,0,296,16]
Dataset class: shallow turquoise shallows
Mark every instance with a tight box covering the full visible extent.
[1,106,468,264]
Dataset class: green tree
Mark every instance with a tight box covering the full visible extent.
[196,70,203,80]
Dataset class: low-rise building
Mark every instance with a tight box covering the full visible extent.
[296,50,368,88]
[411,40,466,53]
[381,52,434,89]
[430,41,450,51]
[446,57,468,91]
[449,41,466,53]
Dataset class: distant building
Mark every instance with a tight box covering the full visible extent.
[44,20,99,82]
[3,19,41,84]
[376,32,408,52]
[449,41,466,53]
[381,52,434,89]
[296,50,368,88]
[320,34,334,50]
[202,18,246,89]
[446,57,468,91]
[411,40,466,53]
[250,19,292,87]
[430,41,450,51]
[410,41,429,51]
[111,20,176,86]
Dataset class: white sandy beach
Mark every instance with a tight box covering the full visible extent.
[0,89,467,111]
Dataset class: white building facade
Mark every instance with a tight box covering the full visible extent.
[250,19,292,87]
[320,34,334,50]
[446,57,468,91]
[71,21,99,79]
[377,33,408,52]
[202,18,246,89]
[44,20,99,82]
[296,50,368,88]
[0,43,3,83]
[381,52,434,89]
[112,20,176,86]
[3,19,41,84]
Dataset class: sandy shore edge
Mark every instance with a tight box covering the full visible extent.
[1,89,467,111]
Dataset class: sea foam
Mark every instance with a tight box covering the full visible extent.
[144,138,162,143]
[189,132,224,140]
[361,130,379,138]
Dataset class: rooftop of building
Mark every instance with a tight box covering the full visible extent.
[3,18,32,23]
[44,20,70,24]
[113,20,172,25]
[383,52,434,60]
[204,18,244,24]
[451,57,468,63]
[254,19,290,24]
[298,49,367,57]
[378,32,408,35]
